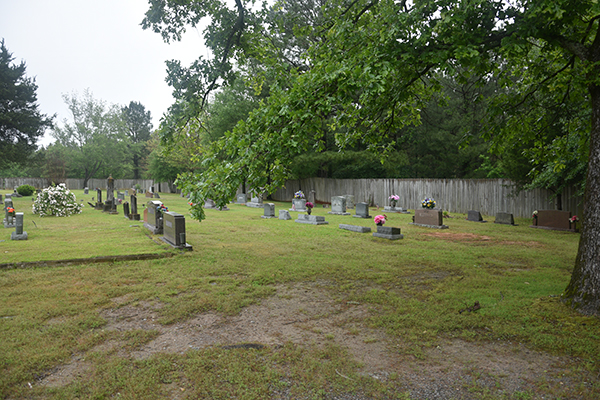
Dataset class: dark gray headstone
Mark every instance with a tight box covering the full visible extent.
[84,187,89,195]
[161,211,192,249]
[354,202,370,218]
[467,210,486,222]
[95,189,103,209]
[11,212,27,240]
[532,210,572,231]
[495,212,515,225]
[123,202,130,219]
[130,195,140,220]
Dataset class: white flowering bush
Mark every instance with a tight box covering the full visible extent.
[32,183,83,217]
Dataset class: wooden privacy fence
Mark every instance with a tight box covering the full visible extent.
[270,178,584,219]
[2,178,175,193]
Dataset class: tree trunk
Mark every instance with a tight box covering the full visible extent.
[563,83,600,315]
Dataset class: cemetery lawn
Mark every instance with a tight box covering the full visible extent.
[1,192,598,399]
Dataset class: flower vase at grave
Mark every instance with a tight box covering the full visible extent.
[307,208,312,215]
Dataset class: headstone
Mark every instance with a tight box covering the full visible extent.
[123,202,130,219]
[373,226,404,240]
[130,195,140,220]
[204,199,216,209]
[106,176,115,202]
[117,191,125,201]
[4,198,16,228]
[84,187,89,195]
[467,210,486,223]
[262,203,276,219]
[246,193,264,208]
[237,193,247,204]
[95,189,103,210]
[328,196,350,215]
[339,224,371,233]
[145,190,153,198]
[144,200,164,234]
[411,209,449,229]
[154,192,161,199]
[11,212,27,240]
[353,202,370,218]
[495,212,515,225]
[531,210,574,231]
[161,211,192,250]
[343,195,355,209]
[129,188,136,196]
[308,190,316,204]
[295,214,329,225]
[0,194,2,203]
[291,198,307,212]
[279,210,292,220]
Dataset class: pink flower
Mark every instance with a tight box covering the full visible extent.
[374,215,386,225]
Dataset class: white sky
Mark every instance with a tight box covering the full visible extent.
[0,0,208,146]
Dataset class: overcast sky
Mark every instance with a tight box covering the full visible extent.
[1,0,208,146]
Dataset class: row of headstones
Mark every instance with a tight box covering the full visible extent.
[464,209,577,231]
[3,195,27,240]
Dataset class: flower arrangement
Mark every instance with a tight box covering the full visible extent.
[306,202,314,209]
[294,190,305,199]
[374,214,387,226]
[389,194,399,207]
[157,204,169,214]
[569,215,579,223]
[6,207,15,216]
[421,197,436,209]
[532,210,538,218]
[32,183,83,217]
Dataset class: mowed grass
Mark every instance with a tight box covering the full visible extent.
[0,190,598,399]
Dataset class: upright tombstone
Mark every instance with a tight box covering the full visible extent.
[130,194,140,220]
[236,193,247,204]
[145,190,154,198]
[117,191,125,201]
[262,203,276,219]
[204,199,217,209]
[84,187,89,195]
[104,176,115,212]
[411,209,449,229]
[308,190,316,204]
[353,202,371,219]
[467,210,487,223]
[123,202,130,219]
[0,194,2,203]
[95,189,103,210]
[4,198,16,228]
[291,197,307,212]
[279,210,292,220]
[154,192,161,199]
[495,212,515,225]
[144,200,164,234]
[328,196,351,215]
[373,226,404,240]
[11,212,27,240]
[531,210,575,231]
[161,211,192,250]
[246,193,264,208]
[343,195,355,209]
[129,188,137,197]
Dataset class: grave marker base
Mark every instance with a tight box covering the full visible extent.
[160,236,192,250]
[11,231,28,240]
[383,206,410,214]
[327,211,351,215]
[339,224,371,233]
[295,214,329,225]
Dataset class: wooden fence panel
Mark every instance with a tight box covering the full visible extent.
[270,178,583,218]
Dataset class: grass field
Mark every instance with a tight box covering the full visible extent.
[0,189,597,399]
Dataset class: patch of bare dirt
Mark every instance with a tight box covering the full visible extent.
[38,281,584,399]
[420,232,493,241]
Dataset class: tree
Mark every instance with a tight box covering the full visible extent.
[146,1,600,315]
[122,101,153,179]
[51,89,130,187]
[0,39,52,170]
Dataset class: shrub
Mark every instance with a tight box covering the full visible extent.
[32,183,83,217]
[17,184,36,197]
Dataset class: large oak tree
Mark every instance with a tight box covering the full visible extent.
[145,0,600,315]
